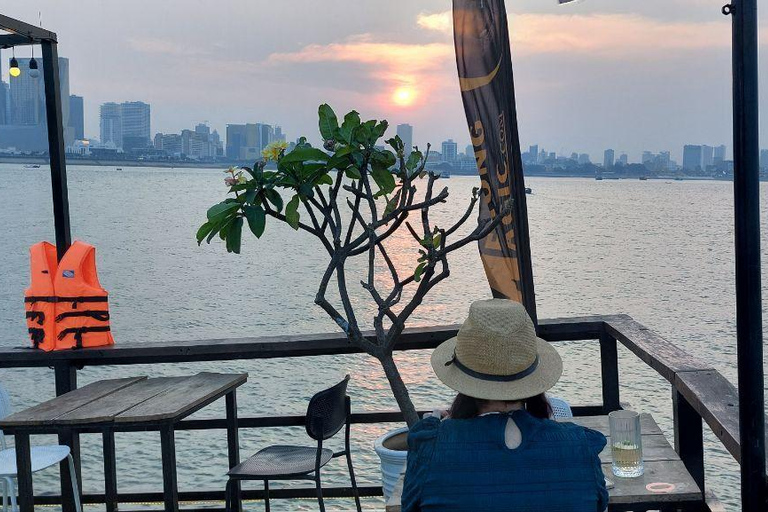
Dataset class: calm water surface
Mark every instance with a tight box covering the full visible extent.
[1,163,767,510]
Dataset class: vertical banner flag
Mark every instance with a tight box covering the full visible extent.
[453,0,537,323]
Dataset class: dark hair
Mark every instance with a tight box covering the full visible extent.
[449,393,552,420]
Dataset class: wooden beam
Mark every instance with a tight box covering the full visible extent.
[0,14,57,42]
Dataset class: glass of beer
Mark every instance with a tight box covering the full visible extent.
[609,410,644,477]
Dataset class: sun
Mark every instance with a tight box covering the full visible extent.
[392,86,417,107]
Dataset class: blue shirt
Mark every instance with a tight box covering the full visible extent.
[401,410,609,511]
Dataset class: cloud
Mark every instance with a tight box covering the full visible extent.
[417,10,766,56]
[265,34,454,108]
[126,37,210,57]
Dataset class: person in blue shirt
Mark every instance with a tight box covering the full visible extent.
[402,299,610,511]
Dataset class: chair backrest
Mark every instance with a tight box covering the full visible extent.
[0,381,11,450]
[305,375,350,441]
[548,395,573,419]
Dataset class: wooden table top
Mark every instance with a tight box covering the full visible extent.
[0,372,247,430]
[386,414,702,511]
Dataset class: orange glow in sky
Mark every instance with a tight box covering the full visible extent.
[392,86,417,107]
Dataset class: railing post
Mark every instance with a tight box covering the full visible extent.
[672,389,705,492]
[54,363,80,512]
[599,332,621,412]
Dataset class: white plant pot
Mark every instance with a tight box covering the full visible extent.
[374,426,409,502]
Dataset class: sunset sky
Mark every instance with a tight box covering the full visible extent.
[3,0,767,162]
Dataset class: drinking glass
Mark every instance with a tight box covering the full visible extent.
[609,410,644,477]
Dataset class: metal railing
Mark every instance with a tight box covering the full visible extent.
[0,314,752,511]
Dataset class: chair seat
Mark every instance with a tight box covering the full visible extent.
[229,445,334,478]
[0,445,71,476]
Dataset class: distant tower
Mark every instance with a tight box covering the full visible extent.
[682,145,703,171]
[100,102,123,148]
[578,153,590,165]
[120,101,151,152]
[760,149,768,170]
[396,124,413,156]
[603,149,614,169]
[701,145,714,168]
[0,80,7,125]
[714,145,727,164]
[442,139,458,161]
[273,125,286,142]
[618,153,628,166]
[69,95,84,140]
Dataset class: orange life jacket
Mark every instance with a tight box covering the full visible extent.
[24,241,114,351]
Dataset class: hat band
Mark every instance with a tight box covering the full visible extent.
[448,352,540,382]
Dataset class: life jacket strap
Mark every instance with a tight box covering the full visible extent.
[57,326,111,349]
[25,296,108,305]
[25,311,45,325]
[28,328,45,348]
[56,310,110,323]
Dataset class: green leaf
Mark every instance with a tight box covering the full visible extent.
[344,167,361,180]
[372,120,389,139]
[318,104,339,141]
[339,111,361,144]
[196,221,214,245]
[315,174,334,186]
[226,217,244,254]
[384,189,402,216]
[285,195,300,230]
[264,189,284,212]
[281,146,330,164]
[386,135,404,153]
[371,167,396,195]
[206,201,240,221]
[242,189,258,204]
[244,205,266,238]
[433,232,442,248]
[414,261,427,282]
[406,150,423,171]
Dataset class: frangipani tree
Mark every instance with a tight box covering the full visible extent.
[198,105,510,427]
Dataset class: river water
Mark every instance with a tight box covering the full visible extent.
[1,163,766,510]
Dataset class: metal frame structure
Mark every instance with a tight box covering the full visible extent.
[0,14,72,261]
[0,3,764,510]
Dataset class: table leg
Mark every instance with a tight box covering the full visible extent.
[103,429,119,512]
[55,365,81,512]
[13,433,33,512]
[226,390,242,512]
[160,425,178,512]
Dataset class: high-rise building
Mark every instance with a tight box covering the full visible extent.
[714,145,727,164]
[396,124,413,156]
[226,124,247,160]
[68,95,84,140]
[195,123,210,136]
[442,139,458,161]
[603,149,614,169]
[273,125,286,143]
[1,56,71,150]
[702,145,714,168]
[0,80,7,125]
[578,153,590,165]
[465,144,473,157]
[529,145,538,160]
[682,145,703,171]
[642,151,653,165]
[100,103,122,148]
[760,149,768,170]
[120,101,151,152]
[618,153,628,166]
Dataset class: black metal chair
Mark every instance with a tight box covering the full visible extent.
[225,375,362,512]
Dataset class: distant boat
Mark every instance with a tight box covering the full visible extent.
[595,175,604,181]
[23,164,40,169]
[439,170,451,179]
[116,167,123,170]
[525,187,532,194]
[639,176,648,181]
[675,176,684,181]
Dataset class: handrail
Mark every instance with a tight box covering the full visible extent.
[0,314,756,509]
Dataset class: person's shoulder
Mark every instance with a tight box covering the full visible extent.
[407,416,440,448]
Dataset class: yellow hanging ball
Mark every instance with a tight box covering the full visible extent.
[9,66,21,77]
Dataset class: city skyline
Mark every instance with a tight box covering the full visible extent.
[1,1,766,160]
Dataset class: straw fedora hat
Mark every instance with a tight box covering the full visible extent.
[431,299,563,401]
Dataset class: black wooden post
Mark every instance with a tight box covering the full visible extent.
[729,0,766,509]
[103,429,119,512]
[54,363,80,512]
[672,390,705,492]
[13,433,34,512]
[40,39,72,261]
[226,390,242,512]
[160,425,179,512]
[599,332,621,412]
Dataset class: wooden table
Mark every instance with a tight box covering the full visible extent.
[0,372,247,512]
[386,414,703,512]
